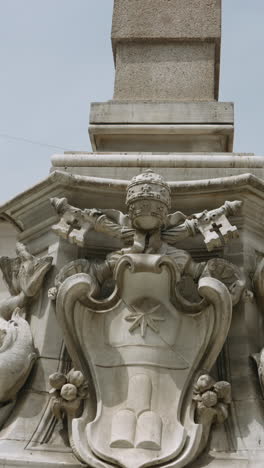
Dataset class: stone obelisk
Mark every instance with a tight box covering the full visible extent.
[89,0,233,154]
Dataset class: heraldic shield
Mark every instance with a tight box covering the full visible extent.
[55,253,232,468]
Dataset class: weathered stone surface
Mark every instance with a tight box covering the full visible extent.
[114,41,216,101]
[3,0,264,465]
[89,1,226,151]
[89,101,234,151]
[0,244,52,409]
[1,169,264,466]
[48,171,238,466]
[89,124,233,153]
[89,101,234,153]
[51,153,264,182]
[112,0,221,101]
[112,0,221,43]
[90,102,234,125]
[0,221,17,301]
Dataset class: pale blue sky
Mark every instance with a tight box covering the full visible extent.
[0,1,264,203]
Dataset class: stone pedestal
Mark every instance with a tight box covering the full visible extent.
[0,171,264,468]
[89,101,234,152]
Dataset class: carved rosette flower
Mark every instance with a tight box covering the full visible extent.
[193,374,231,427]
[49,369,89,420]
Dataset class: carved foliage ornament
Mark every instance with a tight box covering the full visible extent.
[49,369,89,420]
[193,374,231,452]
[50,170,242,468]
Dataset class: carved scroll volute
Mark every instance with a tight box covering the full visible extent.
[197,277,232,370]
[253,255,264,306]
[56,272,102,374]
[251,255,264,394]
[191,277,232,458]
[55,254,232,468]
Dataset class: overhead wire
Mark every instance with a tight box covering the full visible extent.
[0,132,69,151]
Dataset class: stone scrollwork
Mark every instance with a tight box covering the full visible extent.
[49,170,242,468]
[48,258,102,302]
[253,252,264,306]
[251,348,264,396]
[0,243,52,424]
[251,254,264,394]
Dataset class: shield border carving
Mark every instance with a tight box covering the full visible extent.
[56,254,232,468]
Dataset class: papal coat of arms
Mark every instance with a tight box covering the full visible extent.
[48,170,244,468]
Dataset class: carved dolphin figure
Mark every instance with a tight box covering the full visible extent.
[0,243,52,406]
[0,309,36,403]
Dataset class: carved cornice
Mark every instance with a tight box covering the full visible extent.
[1,171,264,239]
[2,171,264,213]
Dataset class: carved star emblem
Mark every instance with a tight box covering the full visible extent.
[125,304,165,337]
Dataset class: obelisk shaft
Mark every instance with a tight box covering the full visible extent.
[112,0,221,101]
[89,0,234,153]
